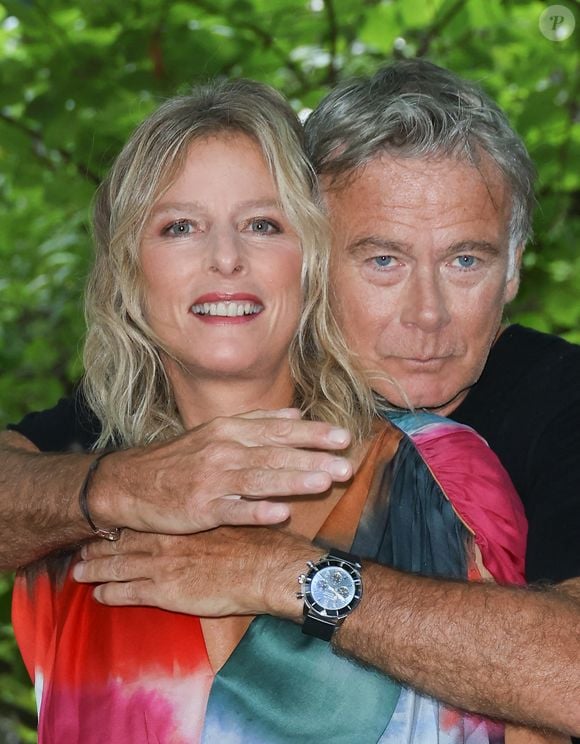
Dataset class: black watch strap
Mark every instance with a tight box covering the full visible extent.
[329,548,361,564]
[302,614,335,642]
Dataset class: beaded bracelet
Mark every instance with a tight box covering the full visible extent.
[79,450,122,541]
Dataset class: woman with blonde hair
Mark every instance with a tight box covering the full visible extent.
[13,79,529,743]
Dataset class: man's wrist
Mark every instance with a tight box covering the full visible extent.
[84,450,125,531]
[261,532,321,621]
[78,451,122,540]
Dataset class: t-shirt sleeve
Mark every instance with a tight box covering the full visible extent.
[451,327,580,586]
[7,389,100,453]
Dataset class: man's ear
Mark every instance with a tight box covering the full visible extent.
[504,243,524,303]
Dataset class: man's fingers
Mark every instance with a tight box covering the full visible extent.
[204,415,351,450]
[93,579,154,607]
[221,467,338,499]
[229,445,353,480]
[80,541,117,561]
[74,554,151,584]
[212,497,290,527]
[236,408,302,421]
[80,530,161,560]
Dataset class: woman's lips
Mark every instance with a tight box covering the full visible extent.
[190,293,264,323]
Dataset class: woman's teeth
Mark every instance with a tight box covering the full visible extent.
[191,301,263,317]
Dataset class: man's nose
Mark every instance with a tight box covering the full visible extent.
[206,229,245,275]
[400,271,451,332]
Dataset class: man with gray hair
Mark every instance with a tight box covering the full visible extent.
[1,60,579,737]
[304,60,565,584]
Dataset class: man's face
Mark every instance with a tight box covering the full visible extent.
[325,154,522,415]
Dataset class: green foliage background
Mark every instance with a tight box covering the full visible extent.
[0,0,578,738]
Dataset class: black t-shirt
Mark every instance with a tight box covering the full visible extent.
[10,390,100,453]
[451,324,580,583]
[9,324,580,584]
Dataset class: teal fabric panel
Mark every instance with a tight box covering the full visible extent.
[202,414,487,743]
[203,615,400,743]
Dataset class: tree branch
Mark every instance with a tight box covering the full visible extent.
[416,0,467,57]
[191,0,310,89]
[0,112,101,185]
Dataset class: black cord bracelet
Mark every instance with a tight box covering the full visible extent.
[79,450,122,541]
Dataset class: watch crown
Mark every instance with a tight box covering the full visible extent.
[298,574,306,584]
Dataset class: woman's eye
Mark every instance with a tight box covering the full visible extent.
[164,220,194,236]
[454,255,478,269]
[249,218,279,234]
[372,255,395,268]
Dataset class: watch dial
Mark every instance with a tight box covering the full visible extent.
[311,567,355,610]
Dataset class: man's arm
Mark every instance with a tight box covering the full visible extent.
[0,412,353,571]
[338,563,580,735]
[76,527,580,736]
[0,431,98,567]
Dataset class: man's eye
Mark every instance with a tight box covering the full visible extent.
[372,255,395,268]
[164,220,194,236]
[454,255,478,269]
[249,218,279,234]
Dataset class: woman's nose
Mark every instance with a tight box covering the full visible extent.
[206,229,246,275]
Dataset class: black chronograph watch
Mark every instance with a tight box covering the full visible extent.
[297,548,363,641]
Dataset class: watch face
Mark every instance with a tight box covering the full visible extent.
[311,566,355,610]
[304,557,362,619]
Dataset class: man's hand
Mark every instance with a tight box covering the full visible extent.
[0,410,351,569]
[91,409,353,534]
[72,525,580,735]
[73,526,314,619]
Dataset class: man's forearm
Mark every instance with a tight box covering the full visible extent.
[335,563,580,735]
[75,526,580,735]
[0,413,355,570]
[0,431,96,570]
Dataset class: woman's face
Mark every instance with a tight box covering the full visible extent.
[139,133,303,386]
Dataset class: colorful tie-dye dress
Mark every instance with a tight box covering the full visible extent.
[13,412,527,743]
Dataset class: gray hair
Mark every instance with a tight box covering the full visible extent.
[304,59,536,276]
[84,78,378,448]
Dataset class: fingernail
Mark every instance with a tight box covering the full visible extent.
[328,459,351,478]
[304,472,330,489]
[80,544,89,559]
[72,563,84,581]
[276,408,301,418]
[266,503,290,521]
[327,428,350,445]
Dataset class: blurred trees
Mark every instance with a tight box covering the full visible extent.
[0,0,578,738]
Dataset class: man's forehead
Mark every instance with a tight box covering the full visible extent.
[321,151,512,228]
[323,151,508,198]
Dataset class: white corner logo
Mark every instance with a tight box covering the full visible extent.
[539,5,575,40]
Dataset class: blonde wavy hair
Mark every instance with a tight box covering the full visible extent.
[83,79,380,449]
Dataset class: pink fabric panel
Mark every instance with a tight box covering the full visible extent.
[412,424,527,585]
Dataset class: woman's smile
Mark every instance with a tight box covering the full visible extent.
[190,292,265,324]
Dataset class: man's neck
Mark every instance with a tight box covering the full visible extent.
[423,389,470,417]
